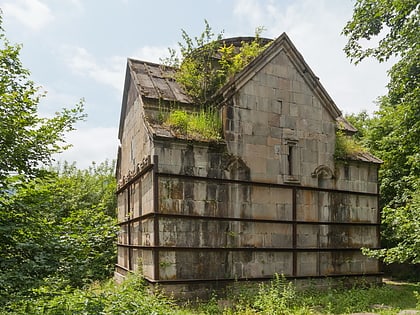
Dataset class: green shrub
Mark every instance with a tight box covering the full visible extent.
[165,108,222,141]
[163,21,271,108]
[252,274,310,315]
[6,273,179,315]
[334,130,367,160]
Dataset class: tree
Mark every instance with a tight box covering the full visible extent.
[0,14,85,184]
[163,21,271,107]
[0,13,116,306]
[343,0,420,264]
[0,161,117,306]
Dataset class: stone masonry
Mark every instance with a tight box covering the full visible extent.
[115,33,382,298]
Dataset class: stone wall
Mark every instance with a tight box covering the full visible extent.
[116,40,381,298]
[223,49,337,187]
[116,136,380,292]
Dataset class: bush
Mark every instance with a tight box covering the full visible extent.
[165,108,222,141]
[6,273,179,315]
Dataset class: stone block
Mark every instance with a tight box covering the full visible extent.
[270,126,283,139]
[240,233,264,248]
[268,113,281,127]
[257,97,272,112]
[247,156,267,174]
[270,229,293,247]
[297,224,319,248]
[253,123,270,136]
[266,159,280,176]
[270,99,283,114]
[251,186,271,204]
[297,252,317,276]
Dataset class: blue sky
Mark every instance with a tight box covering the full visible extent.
[0,0,393,168]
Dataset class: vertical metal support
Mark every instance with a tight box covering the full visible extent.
[139,179,143,216]
[152,155,160,280]
[292,187,297,277]
[127,186,132,271]
[376,166,382,273]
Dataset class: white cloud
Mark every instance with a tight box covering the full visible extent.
[131,45,174,64]
[232,0,391,114]
[68,0,83,11]
[2,0,54,31]
[233,0,266,26]
[61,45,126,91]
[54,127,119,169]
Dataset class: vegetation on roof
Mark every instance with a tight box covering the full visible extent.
[159,21,271,141]
[163,21,271,107]
[334,129,368,161]
[163,108,222,141]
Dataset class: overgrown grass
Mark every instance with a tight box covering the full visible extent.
[3,273,179,315]
[164,108,222,141]
[194,276,420,315]
[2,274,419,314]
[334,130,368,160]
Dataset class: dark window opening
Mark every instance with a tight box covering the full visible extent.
[344,164,350,179]
[288,145,293,175]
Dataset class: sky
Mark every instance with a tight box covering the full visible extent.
[0,0,393,169]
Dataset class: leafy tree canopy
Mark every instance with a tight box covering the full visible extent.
[163,21,271,107]
[0,161,117,306]
[0,14,85,184]
[343,0,419,63]
[343,0,420,264]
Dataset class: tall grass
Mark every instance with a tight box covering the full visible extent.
[334,130,367,160]
[192,276,420,315]
[5,273,179,315]
[2,274,419,314]
[165,108,222,141]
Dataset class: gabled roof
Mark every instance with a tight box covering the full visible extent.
[217,33,343,120]
[345,151,383,164]
[118,59,192,140]
[128,59,192,103]
[118,33,358,142]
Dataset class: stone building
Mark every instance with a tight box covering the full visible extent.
[115,33,382,297]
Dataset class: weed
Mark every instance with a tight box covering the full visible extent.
[165,108,222,141]
[334,130,367,160]
[3,275,420,314]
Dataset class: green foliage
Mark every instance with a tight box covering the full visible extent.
[334,130,367,160]
[165,108,222,141]
[0,161,118,307]
[0,14,85,183]
[167,20,224,106]
[252,274,307,315]
[218,26,269,79]
[2,273,420,314]
[7,273,178,315]
[343,0,420,265]
[345,110,374,142]
[364,181,420,264]
[164,21,271,107]
[343,0,419,64]
[161,22,270,141]
[218,277,420,314]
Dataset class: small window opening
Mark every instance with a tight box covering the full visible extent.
[287,145,294,175]
[344,164,350,180]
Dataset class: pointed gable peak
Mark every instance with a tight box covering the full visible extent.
[218,32,343,120]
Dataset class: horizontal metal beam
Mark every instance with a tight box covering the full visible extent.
[116,163,154,194]
[143,272,384,285]
[118,212,380,226]
[156,171,379,197]
[116,244,380,252]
